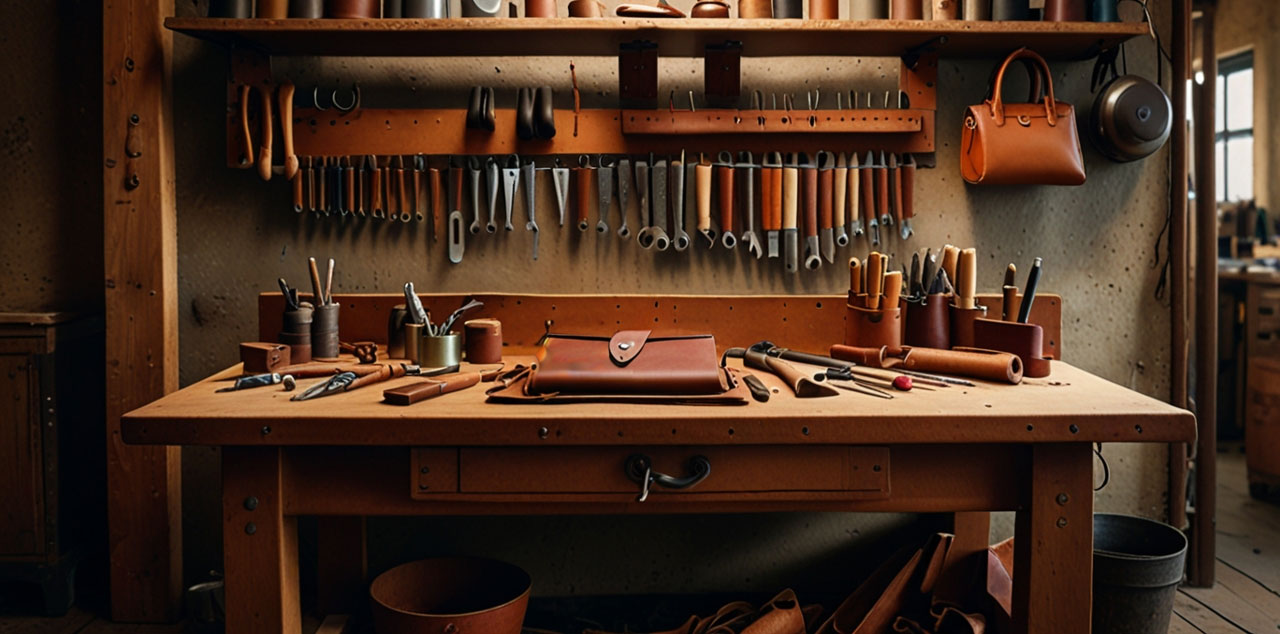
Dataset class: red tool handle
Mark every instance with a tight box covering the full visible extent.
[716,165,735,235]
[818,165,834,230]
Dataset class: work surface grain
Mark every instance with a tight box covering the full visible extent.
[123,356,1193,447]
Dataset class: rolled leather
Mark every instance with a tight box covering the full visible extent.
[525,0,557,16]
[973,318,1051,378]
[899,346,1023,384]
[528,332,730,395]
[904,295,950,350]
[849,0,887,18]
[891,0,922,18]
[740,0,773,17]
[463,318,503,364]
[809,0,838,19]
[829,344,891,368]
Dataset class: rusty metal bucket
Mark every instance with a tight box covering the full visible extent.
[1092,513,1187,634]
[370,557,531,634]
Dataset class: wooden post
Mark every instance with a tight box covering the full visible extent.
[1168,0,1190,534]
[103,0,182,621]
[1012,443,1094,634]
[223,447,302,634]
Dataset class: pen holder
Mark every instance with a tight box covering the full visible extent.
[404,323,424,364]
[464,319,504,364]
[948,303,987,349]
[973,318,1052,378]
[387,305,408,360]
[421,333,463,368]
[311,303,341,360]
[845,304,902,351]
[904,294,951,350]
[280,303,313,363]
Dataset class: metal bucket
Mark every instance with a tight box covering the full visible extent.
[1093,513,1187,634]
[370,557,530,634]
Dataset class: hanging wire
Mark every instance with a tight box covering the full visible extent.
[1095,443,1111,491]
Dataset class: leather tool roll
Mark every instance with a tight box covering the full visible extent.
[528,331,732,396]
[829,344,891,368]
[962,47,1084,185]
[891,0,922,18]
[772,0,802,17]
[900,346,1023,384]
[949,303,986,349]
[740,0,773,17]
[810,0,838,19]
[845,304,903,351]
[904,295,950,349]
[849,0,887,18]
[974,318,1051,377]
[463,318,503,364]
[525,0,557,16]
[383,372,482,405]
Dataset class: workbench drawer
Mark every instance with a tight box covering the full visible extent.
[411,446,889,500]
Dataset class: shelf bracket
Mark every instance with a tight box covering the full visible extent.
[704,41,742,109]
[902,36,948,71]
[618,40,659,110]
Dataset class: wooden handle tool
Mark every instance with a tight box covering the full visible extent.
[866,252,883,309]
[957,248,977,309]
[696,154,715,246]
[383,372,482,405]
[890,153,903,228]
[883,270,902,308]
[802,155,821,270]
[848,152,863,237]
[860,152,877,245]
[370,157,383,218]
[574,156,592,231]
[1002,285,1020,321]
[833,152,848,247]
[817,152,835,263]
[941,245,959,286]
[430,167,444,240]
[278,82,297,181]
[257,86,273,182]
[762,152,783,258]
[343,157,355,214]
[782,154,800,273]
[716,152,736,249]
[308,257,324,306]
[849,257,862,295]
[237,84,253,167]
[899,154,916,240]
[292,156,304,213]
[874,151,889,230]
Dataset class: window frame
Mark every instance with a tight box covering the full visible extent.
[1216,50,1254,203]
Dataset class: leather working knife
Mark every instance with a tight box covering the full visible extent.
[574,155,592,232]
[874,151,890,233]
[782,153,800,273]
[738,152,762,259]
[817,151,835,264]
[848,152,863,237]
[900,154,916,240]
[615,158,632,239]
[716,151,736,249]
[833,152,849,248]
[861,151,878,246]
[696,154,716,248]
[597,156,613,234]
[670,154,690,251]
[651,158,670,251]
[801,154,821,271]
[762,152,782,258]
[552,158,570,228]
[501,155,519,232]
[522,158,539,260]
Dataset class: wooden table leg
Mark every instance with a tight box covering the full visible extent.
[1013,443,1094,634]
[223,447,302,634]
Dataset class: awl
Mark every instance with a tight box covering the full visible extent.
[763,152,782,258]
[899,154,916,240]
[817,151,835,264]
[833,152,849,248]
[738,151,763,259]
[782,153,800,273]
[522,158,539,260]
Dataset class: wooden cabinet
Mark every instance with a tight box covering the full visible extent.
[0,313,103,615]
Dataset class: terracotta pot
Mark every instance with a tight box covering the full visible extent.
[371,557,531,634]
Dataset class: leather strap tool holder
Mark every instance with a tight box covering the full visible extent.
[845,303,903,352]
[973,317,1051,378]
[961,48,1085,186]
[671,157,691,251]
[904,294,951,350]
[948,304,987,349]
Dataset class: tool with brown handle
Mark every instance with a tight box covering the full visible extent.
[782,154,800,273]
[957,248,977,309]
[833,152,849,248]
[716,151,736,249]
[696,154,716,247]
[940,245,959,285]
[860,152,876,245]
[802,154,821,271]
[899,154,916,239]
[237,84,254,168]
[848,152,863,237]
[849,257,862,295]
[278,82,297,181]
[890,153,903,230]
[743,349,839,398]
[257,86,273,181]
[370,156,384,219]
[883,270,902,308]
[317,157,328,215]
[430,167,444,239]
[383,372,482,405]
[292,156,305,213]
[762,152,782,258]
[343,157,355,213]
[866,252,883,309]
[817,151,835,263]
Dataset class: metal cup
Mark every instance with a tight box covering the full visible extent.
[461,0,503,16]
[404,0,449,17]
[404,323,424,364]
[311,303,340,359]
[209,0,253,17]
[421,333,463,368]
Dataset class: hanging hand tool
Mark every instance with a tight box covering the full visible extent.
[956,248,977,309]
[548,158,568,228]
[323,258,335,304]
[817,151,835,264]
[738,152,762,259]
[695,154,716,248]
[317,157,328,216]
[941,245,959,286]
[651,157,670,251]
[237,84,254,168]
[899,154,916,240]
[615,158,632,239]
[596,156,613,235]
[763,152,782,258]
[861,152,877,245]
[889,153,902,233]
[438,299,484,335]
[523,158,539,260]
[308,257,325,305]
[866,252,884,309]
[343,157,355,215]
[278,82,298,181]
[678,157,695,252]
[355,155,365,218]
[849,257,862,295]
[333,159,348,217]
[834,152,849,248]
[884,270,902,307]
[293,157,305,213]
[801,153,821,271]
[467,157,482,234]
[390,156,405,222]
[257,85,274,181]
[715,151,736,249]
[635,157,655,249]
[1002,263,1018,321]
[448,209,465,264]
[303,157,315,214]
[404,283,428,325]
[448,159,463,229]
[485,157,499,234]
[1017,257,1042,323]
[874,151,891,231]
[574,155,592,232]
[369,156,383,219]
[430,165,446,232]
[411,155,425,223]
[501,155,519,232]
[849,152,863,238]
[670,153,691,251]
[782,153,800,273]
[217,373,286,393]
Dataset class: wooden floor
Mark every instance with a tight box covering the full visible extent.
[2,447,1277,634]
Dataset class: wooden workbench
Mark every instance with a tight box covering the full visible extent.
[123,346,1192,634]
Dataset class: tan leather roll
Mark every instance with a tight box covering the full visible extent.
[845,304,902,350]
[829,344,889,368]
[740,0,772,16]
[525,0,557,16]
[891,0,922,18]
[900,346,1023,384]
[904,296,950,350]
[569,0,606,16]
[949,304,987,349]
[464,318,504,365]
[810,0,839,18]
[973,318,1051,378]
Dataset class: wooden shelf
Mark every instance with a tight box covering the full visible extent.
[167,17,1147,59]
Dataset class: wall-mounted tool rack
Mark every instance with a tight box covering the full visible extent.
[167,17,1146,167]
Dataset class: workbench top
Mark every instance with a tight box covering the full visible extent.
[123,357,1194,447]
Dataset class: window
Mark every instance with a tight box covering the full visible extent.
[1216,51,1253,203]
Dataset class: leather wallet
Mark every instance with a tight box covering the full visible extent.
[529,330,731,395]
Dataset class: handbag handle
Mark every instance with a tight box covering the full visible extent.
[988,47,1059,127]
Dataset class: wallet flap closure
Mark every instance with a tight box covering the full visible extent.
[609,330,651,365]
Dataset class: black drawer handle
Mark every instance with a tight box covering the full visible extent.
[624,454,712,502]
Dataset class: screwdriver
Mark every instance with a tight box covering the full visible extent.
[1017,257,1043,324]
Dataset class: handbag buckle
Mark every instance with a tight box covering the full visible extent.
[1017,115,1032,127]
[964,116,976,130]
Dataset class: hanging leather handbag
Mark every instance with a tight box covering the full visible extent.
[961,48,1086,186]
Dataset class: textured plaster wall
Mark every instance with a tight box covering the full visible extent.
[0,2,102,313]
[173,1,1175,592]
